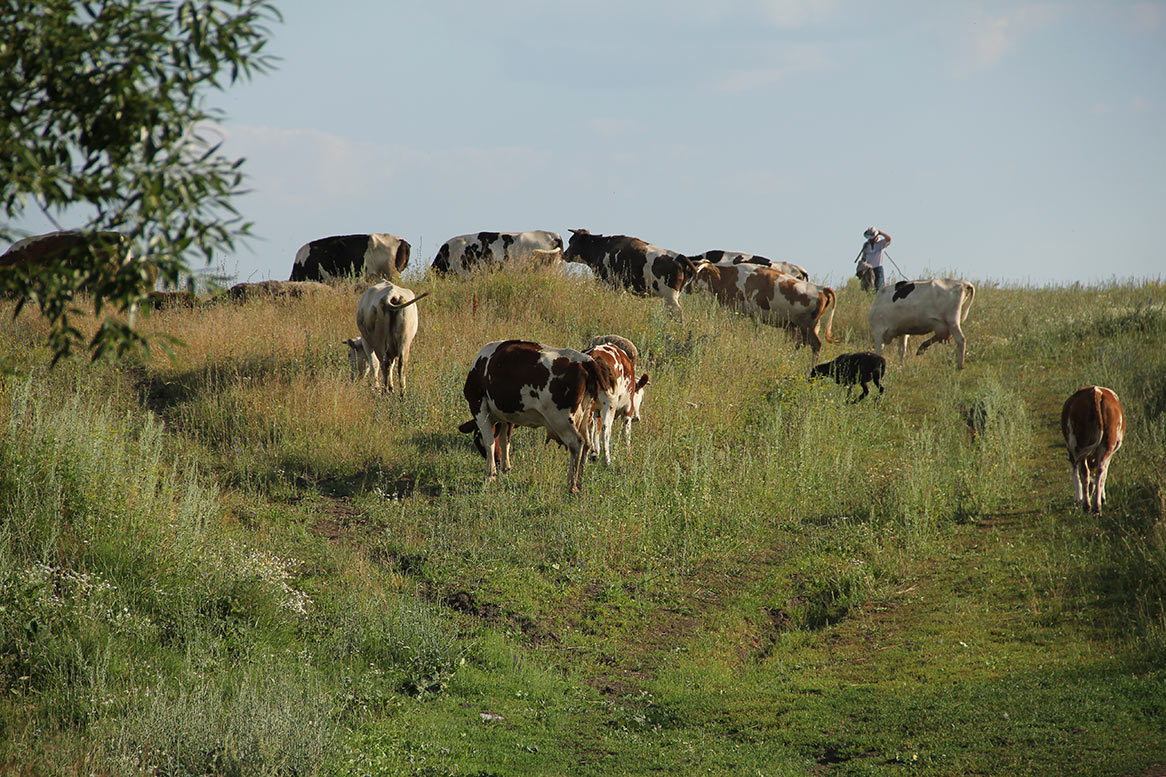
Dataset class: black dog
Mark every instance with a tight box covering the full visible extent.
[810,351,886,403]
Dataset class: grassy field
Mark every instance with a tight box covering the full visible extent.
[1,267,1164,776]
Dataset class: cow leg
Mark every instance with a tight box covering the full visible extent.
[1095,448,1118,514]
[397,340,413,396]
[587,409,602,461]
[1069,456,1086,507]
[548,417,586,492]
[854,381,870,403]
[952,323,967,370]
[898,336,909,363]
[915,334,942,356]
[502,423,515,473]
[382,353,398,393]
[664,290,684,322]
[622,417,634,452]
[600,405,616,465]
[478,418,499,481]
[364,343,382,388]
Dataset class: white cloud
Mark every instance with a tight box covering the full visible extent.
[960,5,1061,72]
[757,0,835,29]
[588,118,641,138]
[715,45,834,93]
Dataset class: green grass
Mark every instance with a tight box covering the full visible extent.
[0,270,1164,775]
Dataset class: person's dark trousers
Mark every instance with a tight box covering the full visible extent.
[873,265,885,290]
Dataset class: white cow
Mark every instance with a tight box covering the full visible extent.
[868,279,975,369]
[430,230,563,274]
[355,281,429,394]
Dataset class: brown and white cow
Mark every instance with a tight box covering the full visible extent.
[458,340,616,493]
[430,230,563,275]
[689,261,837,356]
[1,230,157,320]
[690,250,810,282]
[355,281,429,394]
[1061,386,1125,515]
[290,233,410,282]
[582,335,649,464]
[562,229,697,319]
[868,279,975,369]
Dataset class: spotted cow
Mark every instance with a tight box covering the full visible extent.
[868,279,975,369]
[430,230,563,275]
[690,250,810,281]
[582,335,649,465]
[1061,386,1125,514]
[289,233,410,282]
[689,261,837,356]
[458,340,616,493]
[562,229,697,319]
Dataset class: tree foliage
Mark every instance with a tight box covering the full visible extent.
[0,0,280,362]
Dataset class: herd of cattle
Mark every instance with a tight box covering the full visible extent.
[0,228,1126,510]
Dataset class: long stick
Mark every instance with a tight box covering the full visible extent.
[883,250,908,280]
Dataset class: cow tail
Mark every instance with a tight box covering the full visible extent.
[961,282,976,323]
[678,255,699,288]
[822,286,839,343]
[384,291,430,311]
[1093,386,1105,441]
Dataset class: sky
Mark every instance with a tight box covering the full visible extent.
[28,1,1166,286]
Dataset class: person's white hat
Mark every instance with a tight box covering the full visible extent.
[864,226,878,238]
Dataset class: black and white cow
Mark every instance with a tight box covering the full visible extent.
[562,229,697,319]
[289,233,410,282]
[430,230,563,275]
[690,250,810,282]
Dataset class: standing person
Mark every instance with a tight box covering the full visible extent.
[855,226,892,290]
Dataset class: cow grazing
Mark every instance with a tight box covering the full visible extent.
[355,281,429,394]
[226,280,334,302]
[868,279,975,369]
[856,260,876,292]
[1061,386,1125,515]
[691,250,810,282]
[562,229,697,319]
[343,336,370,380]
[1,230,156,320]
[810,352,886,403]
[458,340,616,493]
[689,261,837,356]
[582,335,649,464]
[289,233,410,282]
[430,230,563,275]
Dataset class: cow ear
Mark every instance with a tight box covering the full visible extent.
[458,420,477,434]
[637,373,650,390]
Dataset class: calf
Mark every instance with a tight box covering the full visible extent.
[355,281,429,394]
[562,229,696,319]
[458,340,616,493]
[582,335,649,464]
[430,230,563,274]
[690,250,810,281]
[343,336,370,380]
[1061,386,1125,515]
[290,233,410,282]
[810,352,886,403]
[689,261,837,356]
[868,278,975,369]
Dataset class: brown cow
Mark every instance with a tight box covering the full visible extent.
[689,261,837,356]
[458,340,616,493]
[1061,386,1125,515]
[582,335,649,464]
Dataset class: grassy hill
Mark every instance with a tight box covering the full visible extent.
[1,270,1164,776]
